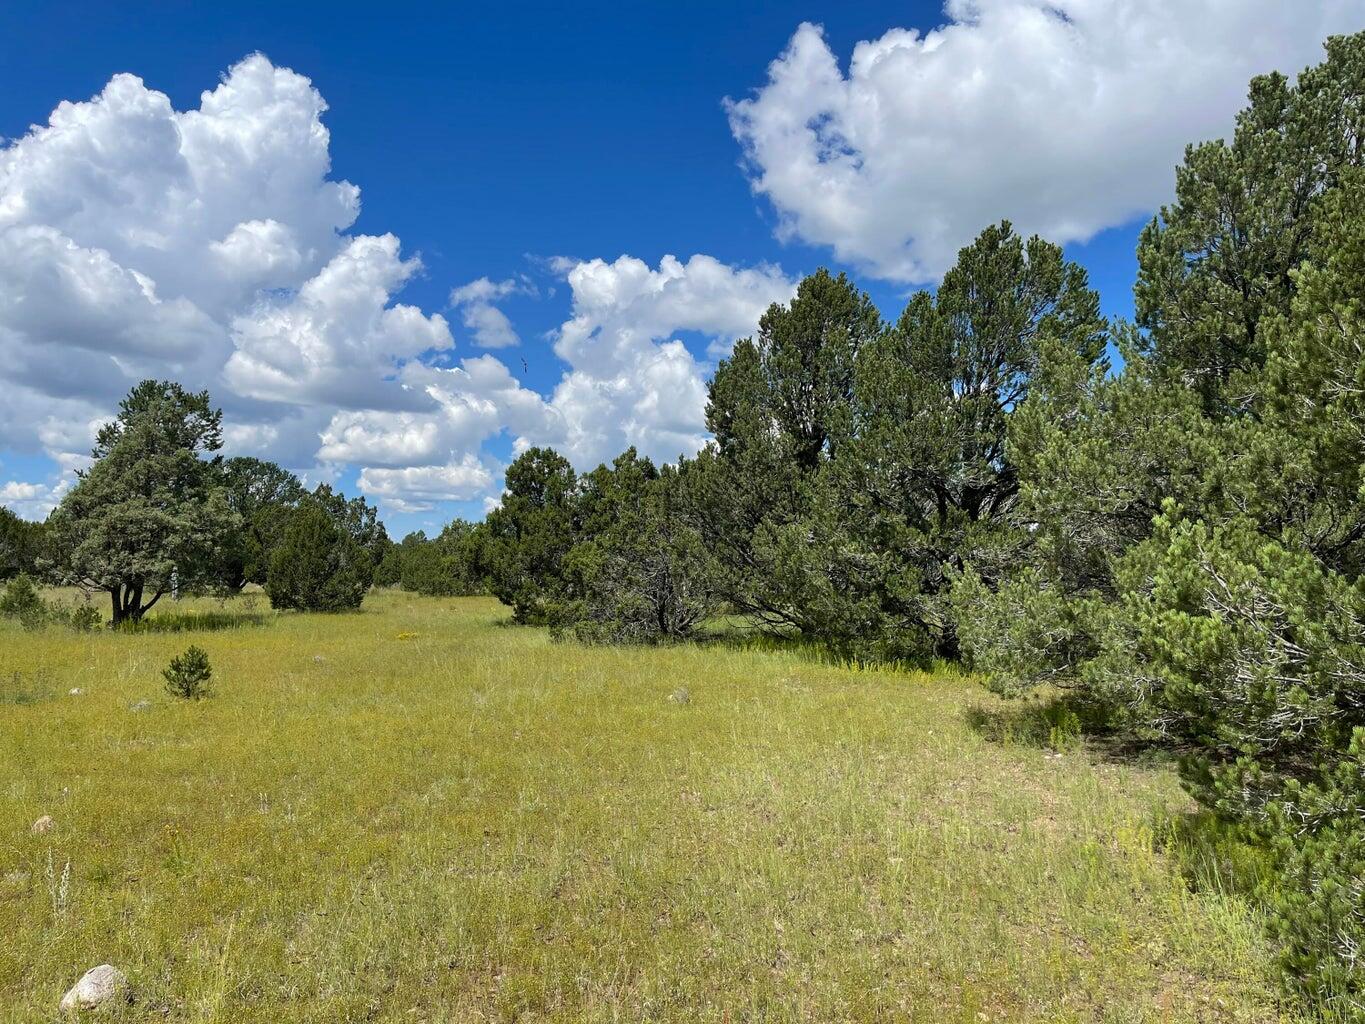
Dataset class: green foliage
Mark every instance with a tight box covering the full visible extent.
[46,380,239,625]
[217,456,307,589]
[692,269,882,634]
[567,461,718,645]
[265,500,373,612]
[834,222,1105,658]
[163,644,213,700]
[373,539,403,587]
[0,573,48,630]
[478,448,579,623]
[395,522,484,597]
[0,507,46,580]
[50,602,102,633]
[1136,32,1365,405]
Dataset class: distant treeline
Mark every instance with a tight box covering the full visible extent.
[0,391,481,621]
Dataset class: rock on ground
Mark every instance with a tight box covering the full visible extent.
[59,964,128,1012]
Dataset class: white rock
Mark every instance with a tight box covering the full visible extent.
[68,688,83,696]
[30,815,53,835]
[59,964,128,1012]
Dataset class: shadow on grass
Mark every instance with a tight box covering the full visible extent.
[704,627,960,677]
[1154,808,1278,904]
[965,692,1170,765]
[115,610,269,634]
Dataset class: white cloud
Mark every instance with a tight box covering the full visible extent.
[537,254,796,467]
[224,233,452,408]
[728,2,1363,281]
[313,254,796,481]
[358,455,497,513]
[0,54,456,512]
[448,276,525,349]
[0,478,68,519]
[0,55,797,518]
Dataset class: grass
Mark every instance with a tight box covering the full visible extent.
[0,590,1303,1022]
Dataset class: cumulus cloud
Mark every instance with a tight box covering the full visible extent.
[0,478,68,520]
[728,1,1363,281]
[0,54,796,519]
[533,254,797,467]
[0,54,459,516]
[316,254,797,480]
[449,277,525,349]
[224,233,452,408]
[358,455,497,513]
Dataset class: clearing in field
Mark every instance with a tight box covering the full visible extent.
[3,592,1293,1022]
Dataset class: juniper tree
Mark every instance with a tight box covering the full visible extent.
[570,462,717,644]
[478,447,579,624]
[264,499,373,612]
[693,269,882,634]
[217,456,306,589]
[0,507,45,580]
[47,381,237,625]
[835,223,1105,657]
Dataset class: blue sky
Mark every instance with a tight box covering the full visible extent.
[0,1,1353,536]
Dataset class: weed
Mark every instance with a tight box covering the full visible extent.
[43,850,71,921]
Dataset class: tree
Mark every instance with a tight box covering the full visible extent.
[308,483,390,567]
[693,269,883,633]
[373,539,403,587]
[217,456,306,589]
[47,380,237,625]
[478,448,579,623]
[0,507,45,580]
[1135,32,1365,408]
[264,499,372,612]
[569,464,718,644]
[836,223,1105,657]
[393,524,483,596]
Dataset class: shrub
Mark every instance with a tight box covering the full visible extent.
[52,603,102,632]
[0,573,48,629]
[163,645,213,700]
[265,502,373,612]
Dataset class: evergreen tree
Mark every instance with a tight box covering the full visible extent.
[478,447,578,623]
[264,499,372,612]
[694,269,882,633]
[570,464,717,644]
[47,380,237,625]
[838,223,1105,657]
[217,456,306,589]
[0,507,45,580]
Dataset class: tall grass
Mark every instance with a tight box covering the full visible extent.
[0,590,1304,1022]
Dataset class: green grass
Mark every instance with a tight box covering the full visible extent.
[1,590,1301,1022]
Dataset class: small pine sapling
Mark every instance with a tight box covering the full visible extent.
[163,645,213,700]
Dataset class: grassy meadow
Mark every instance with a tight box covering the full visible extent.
[1,590,1300,1022]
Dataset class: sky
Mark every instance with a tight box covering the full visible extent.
[1,0,1360,537]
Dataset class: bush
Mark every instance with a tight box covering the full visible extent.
[0,574,48,630]
[52,603,102,632]
[265,502,373,612]
[163,645,213,699]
